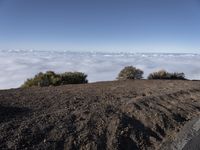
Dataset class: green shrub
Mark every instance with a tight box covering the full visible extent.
[21,71,88,88]
[117,66,144,80]
[148,70,186,80]
[169,72,186,80]
[60,72,88,84]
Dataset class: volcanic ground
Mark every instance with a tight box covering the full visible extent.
[0,80,200,150]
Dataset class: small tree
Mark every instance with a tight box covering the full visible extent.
[117,66,144,80]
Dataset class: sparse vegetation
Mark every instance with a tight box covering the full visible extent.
[148,70,186,80]
[60,72,88,85]
[21,71,88,88]
[117,66,144,80]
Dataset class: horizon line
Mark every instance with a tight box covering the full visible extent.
[0,49,200,54]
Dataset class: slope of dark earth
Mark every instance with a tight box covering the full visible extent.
[0,80,200,150]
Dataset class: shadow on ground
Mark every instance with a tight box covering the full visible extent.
[0,105,30,123]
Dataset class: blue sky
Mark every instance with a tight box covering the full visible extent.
[0,0,200,53]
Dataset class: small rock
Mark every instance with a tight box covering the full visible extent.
[7,141,14,149]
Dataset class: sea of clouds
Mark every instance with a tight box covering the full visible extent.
[0,50,200,89]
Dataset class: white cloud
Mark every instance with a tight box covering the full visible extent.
[0,50,200,89]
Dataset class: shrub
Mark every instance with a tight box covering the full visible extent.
[117,66,144,80]
[169,72,186,80]
[60,72,88,84]
[21,71,88,88]
[147,70,169,80]
[148,70,186,80]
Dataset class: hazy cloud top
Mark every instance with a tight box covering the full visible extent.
[0,50,200,89]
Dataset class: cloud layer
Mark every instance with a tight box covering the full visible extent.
[0,50,200,89]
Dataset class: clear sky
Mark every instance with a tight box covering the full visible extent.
[0,0,200,53]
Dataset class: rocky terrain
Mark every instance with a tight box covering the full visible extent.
[0,80,200,150]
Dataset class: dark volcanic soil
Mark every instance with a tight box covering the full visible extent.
[0,80,200,150]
